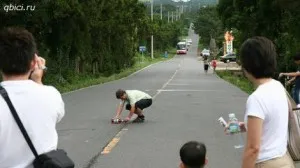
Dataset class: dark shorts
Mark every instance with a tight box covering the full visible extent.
[204,64,209,70]
[126,99,152,110]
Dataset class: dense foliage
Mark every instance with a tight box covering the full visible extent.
[0,0,187,88]
[217,0,300,73]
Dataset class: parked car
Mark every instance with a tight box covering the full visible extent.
[187,41,191,47]
[220,53,236,63]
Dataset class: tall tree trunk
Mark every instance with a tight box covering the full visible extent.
[75,56,80,74]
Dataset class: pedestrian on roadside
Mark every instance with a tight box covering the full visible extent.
[232,36,295,168]
[203,56,209,74]
[179,141,207,168]
[211,57,217,73]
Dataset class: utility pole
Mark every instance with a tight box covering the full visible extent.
[160,3,162,20]
[177,7,179,20]
[151,0,153,59]
[181,1,184,14]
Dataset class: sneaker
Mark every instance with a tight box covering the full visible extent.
[133,116,145,123]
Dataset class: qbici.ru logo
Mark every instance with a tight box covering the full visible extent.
[3,4,35,12]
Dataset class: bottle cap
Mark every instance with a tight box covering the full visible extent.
[229,113,235,118]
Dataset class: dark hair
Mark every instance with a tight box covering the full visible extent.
[180,141,206,168]
[240,36,277,78]
[116,89,126,99]
[0,27,36,76]
[293,53,300,61]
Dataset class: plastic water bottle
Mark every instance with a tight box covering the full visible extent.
[228,113,244,149]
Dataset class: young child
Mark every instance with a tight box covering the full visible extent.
[179,141,208,168]
[211,57,217,73]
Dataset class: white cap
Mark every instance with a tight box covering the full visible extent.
[229,113,235,118]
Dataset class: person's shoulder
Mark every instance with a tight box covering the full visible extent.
[125,90,133,93]
[251,79,285,99]
[247,92,258,103]
[128,90,141,93]
[269,79,286,91]
[38,84,62,97]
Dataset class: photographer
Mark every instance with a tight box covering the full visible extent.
[0,27,65,167]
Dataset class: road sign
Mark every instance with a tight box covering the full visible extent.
[139,46,146,52]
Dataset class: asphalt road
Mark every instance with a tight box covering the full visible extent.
[57,29,250,168]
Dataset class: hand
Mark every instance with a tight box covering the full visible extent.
[113,115,120,119]
[124,117,131,122]
[286,80,291,86]
[224,126,230,135]
[279,73,285,79]
[224,122,246,135]
[30,54,46,84]
[239,122,246,132]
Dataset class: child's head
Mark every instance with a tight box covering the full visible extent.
[293,53,300,65]
[116,89,126,100]
[180,141,207,168]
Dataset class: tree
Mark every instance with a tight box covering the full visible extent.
[0,0,187,88]
[193,6,223,49]
[217,0,300,76]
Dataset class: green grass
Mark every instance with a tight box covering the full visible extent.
[55,50,176,93]
[216,70,255,94]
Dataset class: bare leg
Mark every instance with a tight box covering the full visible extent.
[133,108,145,122]
[134,108,143,116]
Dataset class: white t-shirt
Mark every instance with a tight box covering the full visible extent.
[244,79,288,163]
[124,90,152,105]
[0,80,65,168]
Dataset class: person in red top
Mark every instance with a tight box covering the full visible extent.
[211,57,217,73]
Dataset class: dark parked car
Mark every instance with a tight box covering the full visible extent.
[220,53,236,63]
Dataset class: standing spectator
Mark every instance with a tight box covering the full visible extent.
[237,36,295,168]
[279,53,300,107]
[0,27,65,168]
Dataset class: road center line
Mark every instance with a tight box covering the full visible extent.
[101,128,128,155]
[152,63,180,99]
